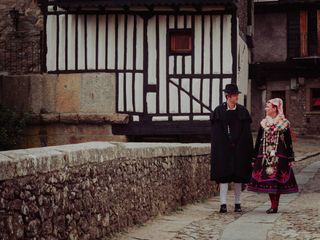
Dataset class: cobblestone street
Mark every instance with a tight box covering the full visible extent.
[267,161,320,240]
[1,0,320,239]
[112,138,320,240]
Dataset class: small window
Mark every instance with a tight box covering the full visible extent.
[299,9,320,57]
[169,30,192,55]
[311,88,320,111]
[288,9,320,58]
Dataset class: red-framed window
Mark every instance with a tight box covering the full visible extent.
[311,88,320,111]
[299,9,320,57]
[169,30,193,55]
[288,9,320,57]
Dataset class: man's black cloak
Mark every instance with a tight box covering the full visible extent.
[210,102,253,183]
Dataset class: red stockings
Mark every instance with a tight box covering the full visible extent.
[269,193,280,209]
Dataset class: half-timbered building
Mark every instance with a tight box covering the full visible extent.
[30,0,253,143]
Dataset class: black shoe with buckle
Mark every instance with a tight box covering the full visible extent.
[266,208,278,214]
[234,204,242,213]
[219,204,227,213]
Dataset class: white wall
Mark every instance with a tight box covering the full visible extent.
[237,36,249,105]
[46,13,235,119]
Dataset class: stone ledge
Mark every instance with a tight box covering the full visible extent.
[305,111,320,115]
[0,142,214,239]
[0,142,210,181]
[27,113,129,125]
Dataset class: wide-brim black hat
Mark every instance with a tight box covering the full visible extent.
[222,83,241,94]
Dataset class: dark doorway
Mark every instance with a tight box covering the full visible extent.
[271,91,286,115]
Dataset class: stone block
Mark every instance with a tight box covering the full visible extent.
[59,113,79,124]
[0,75,31,112]
[56,74,81,113]
[0,148,66,180]
[40,113,60,123]
[28,74,44,113]
[0,142,215,239]
[41,74,57,113]
[80,73,116,113]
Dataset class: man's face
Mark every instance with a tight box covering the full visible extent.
[227,94,239,104]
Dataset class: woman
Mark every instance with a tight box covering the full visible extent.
[247,98,298,214]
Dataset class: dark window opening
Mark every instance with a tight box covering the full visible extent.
[311,88,320,111]
[288,9,320,58]
[300,9,320,57]
[169,30,192,55]
[308,9,318,56]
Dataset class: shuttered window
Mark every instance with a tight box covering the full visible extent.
[300,10,308,57]
[307,9,318,56]
[288,9,320,58]
[169,30,192,55]
[317,10,320,55]
[287,11,300,58]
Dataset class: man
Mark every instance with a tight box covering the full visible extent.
[210,83,253,213]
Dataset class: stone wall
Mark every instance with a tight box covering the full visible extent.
[237,0,251,38]
[250,9,320,135]
[23,114,128,148]
[0,73,129,148]
[251,77,320,135]
[0,73,116,114]
[0,142,215,239]
[250,80,265,132]
[253,12,287,63]
[0,0,42,73]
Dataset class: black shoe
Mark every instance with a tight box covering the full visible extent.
[234,204,242,213]
[219,204,227,213]
[266,208,278,214]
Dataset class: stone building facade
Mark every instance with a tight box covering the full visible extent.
[0,0,42,74]
[0,1,128,148]
[0,0,254,148]
[250,0,320,135]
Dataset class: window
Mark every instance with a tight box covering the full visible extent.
[300,9,320,57]
[169,30,192,55]
[311,88,320,111]
[300,10,308,57]
[288,9,320,57]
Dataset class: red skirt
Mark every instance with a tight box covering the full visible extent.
[247,155,299,194]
